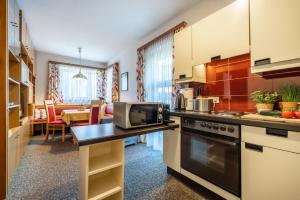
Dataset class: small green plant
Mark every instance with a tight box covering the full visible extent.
[279,84,300,102]
[250,90,279,104]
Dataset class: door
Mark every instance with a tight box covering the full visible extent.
[181,129,240,196]
[192,0,249,65]
[250,0,300,66]
[174,26,193,80]
[242,142,300,200]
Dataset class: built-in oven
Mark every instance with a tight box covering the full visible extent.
[181,118,241,197]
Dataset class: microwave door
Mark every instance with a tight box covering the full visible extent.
[129,104,158,127]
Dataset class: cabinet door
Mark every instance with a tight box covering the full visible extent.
[163,117,181,172]
[250,0,300,66]
[242,142,300,200]
[192,0,249,65]
[174,27,193,80]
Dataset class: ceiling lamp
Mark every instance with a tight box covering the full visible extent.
[73,47,87,80]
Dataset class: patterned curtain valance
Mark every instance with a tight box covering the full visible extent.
[48,62,63,102]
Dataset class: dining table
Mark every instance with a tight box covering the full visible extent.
[61,109,90,125]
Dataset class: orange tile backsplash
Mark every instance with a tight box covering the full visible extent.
[190,53,300,112]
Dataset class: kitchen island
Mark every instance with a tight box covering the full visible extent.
[71,123,179,200]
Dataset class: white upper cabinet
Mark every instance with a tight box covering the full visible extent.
[174,26,193,80]
[250,0,300,73]
[192,0,249,65]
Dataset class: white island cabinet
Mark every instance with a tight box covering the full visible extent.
[80,140,124,200]
[241,126,300,200]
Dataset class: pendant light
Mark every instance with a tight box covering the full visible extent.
[72,47,87,80]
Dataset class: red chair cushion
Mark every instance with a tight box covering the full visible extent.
[49,119,65,124]
[91,106,100,124]
[47,105,56,122]
[72,121,89,126]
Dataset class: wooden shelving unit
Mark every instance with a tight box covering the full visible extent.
[80,140,124,200]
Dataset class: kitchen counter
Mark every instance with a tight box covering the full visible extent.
[71,123,179,146]
[171,110,300,132]
[73,123,179,200]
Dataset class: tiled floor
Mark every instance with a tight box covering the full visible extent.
[7,135,219,200]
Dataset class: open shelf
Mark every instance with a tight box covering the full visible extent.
[89,154,122,176]
[9,49,20,63]
[102,192,122,200]
[9,77,20,85]
[20,43,33,66]
[88,169,122,200]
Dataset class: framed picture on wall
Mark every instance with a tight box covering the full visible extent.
[121,72,128,91]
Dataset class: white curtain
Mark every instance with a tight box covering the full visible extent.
[106,67,113,103]
[144,32,174,152]
[59,65,98,104]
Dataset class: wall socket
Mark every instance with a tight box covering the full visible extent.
[210,97,220,104]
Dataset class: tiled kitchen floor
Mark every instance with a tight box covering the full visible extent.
[7,135,220,200]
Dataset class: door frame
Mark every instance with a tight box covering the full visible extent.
[0,0,8,198]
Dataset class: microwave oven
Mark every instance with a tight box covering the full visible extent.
[113,102,164,129]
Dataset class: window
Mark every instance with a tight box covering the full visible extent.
[143,32,174,152]
[59,65,97,104]
[106,67,113,103]
[144,32,173,105]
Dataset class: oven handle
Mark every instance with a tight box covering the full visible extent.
[185,131,238,146]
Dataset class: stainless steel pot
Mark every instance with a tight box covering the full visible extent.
[193,98,213,112]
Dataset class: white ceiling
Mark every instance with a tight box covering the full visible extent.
[18,0,201,62]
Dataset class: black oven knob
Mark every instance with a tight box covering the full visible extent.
[158,114,163,120]
[220,126,226,131]
[158,107,163,113]
[213,124,219,130]
[228,126,235,133]
[200,122,206,127]
[206,123,212,129]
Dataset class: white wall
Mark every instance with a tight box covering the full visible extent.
[108,0,235,101]
[35,51,106,104]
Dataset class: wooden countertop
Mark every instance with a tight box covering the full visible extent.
[71,123,179,146]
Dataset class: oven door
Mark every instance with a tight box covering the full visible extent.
[181,129,240,196]
[128,104,160,127]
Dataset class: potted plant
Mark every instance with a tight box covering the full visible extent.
[250,90,279,113]
[279,84,300,111]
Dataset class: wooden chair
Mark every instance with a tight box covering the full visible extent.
[72,105,101,144]
[44,100,66,143]
[72,104,101,126]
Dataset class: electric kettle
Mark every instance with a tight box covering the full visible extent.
[174,92,186,110]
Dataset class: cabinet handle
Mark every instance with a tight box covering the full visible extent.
[211,55,221,62]
[254,58,271,66]
[245,142,263,152]
[179,74,186,79]
[266,128,288,138]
